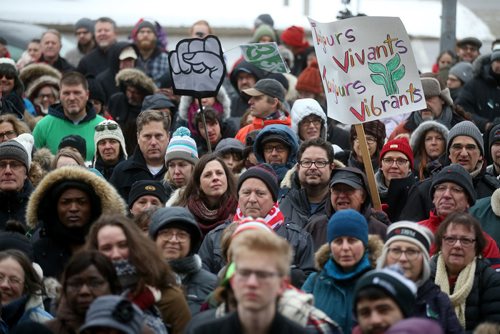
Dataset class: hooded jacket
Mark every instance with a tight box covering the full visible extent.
[229,61,265,117]
[108,68,157,154]
[302,235,383,334]
[33,102,106,161]
[253,124,299,183]
[26,166,127,278]
[470,189,500,246]
[96,42,141,102]
[304,167,388,251]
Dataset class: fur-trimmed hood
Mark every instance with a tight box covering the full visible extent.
[115,68,156,95]
[177,85,231,122]
[492,188,500,217]
[314,234,384,271]
[19,63,61,92]
[26,166,127,229]
[409,120,449,153]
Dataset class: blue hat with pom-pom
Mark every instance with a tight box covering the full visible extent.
[165,127,199,165]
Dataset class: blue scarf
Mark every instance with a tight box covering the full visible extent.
[324,252,371,281]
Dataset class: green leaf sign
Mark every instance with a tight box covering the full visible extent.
[368,54,406,96]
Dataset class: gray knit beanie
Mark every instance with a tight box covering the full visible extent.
[447,121,484,156]
[75,18,95,34]
[0,140,29,169]
[449,62,473,84]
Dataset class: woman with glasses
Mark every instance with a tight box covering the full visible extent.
[85,214,191,334]
[0,250,52,329]
[302,209,383,334]
[92,119,128,180]
[410,120,449,180]
[149,207,217,315]
[168,153,238,237]
[0,114,31,143]
[375,137,417,221]
[45,250,120,334]
[431,212,500,331]
[376,222,462,333]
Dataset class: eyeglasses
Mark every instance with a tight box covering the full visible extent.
[37,93,55,100]
[66,278,107,292]
[95,123,119,132]
[434,184,464,195]
[0,130,16,139]
[300,117,322,127]
[443,236,476,247]
[0,74,14,80]
[354,136,377,145]
[387,248,421,261]
[299,160,329,168]
[0,160,24,171]
[157,229,190,242]
[450,143,478,153]
[263,144,288,154]
[235,268,281,281]
[331,185,357,195]
[381,158,409,167]
[0,273,23,287]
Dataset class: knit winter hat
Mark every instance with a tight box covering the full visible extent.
[141,93,175,111]
[93,120,128,163]
[165,127,198,165]
[354,268,417,317]
[128,180,167,209]
[296,60,322,95]
[281,26,308,48]
[377,222,434,285]
[350,120,386,152]
[489,123,500,150]
[14,133,34,167]
[420,77,453,106]
[446,120,484,156]
[0,138,30,169]
[237,163,279,201]
[430,164,476,206]
[251,24,276,43]
[59,135,87,161]
[150,207,202,253]
[449,61,473,84]
[135,20,156,36]
[80,296,144,334]
[327,209,368,246]
[215,138,245,155]
[491,50,500,63]
[0,231,34,260]
[232,217,273,238]
[75,18,94,34]
[254,14,274,28]
[380,137,414,169]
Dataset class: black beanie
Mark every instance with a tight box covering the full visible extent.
[237,163,279,201]
[128,180,167,209]
[136,21,156,36]
[430,164,476,206]
[59,135,87,161]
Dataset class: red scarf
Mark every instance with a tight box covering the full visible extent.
[187,195,237,236]
[234,202,285,231]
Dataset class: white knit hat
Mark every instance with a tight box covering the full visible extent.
[93,120,127,165]
[165,127,198,165]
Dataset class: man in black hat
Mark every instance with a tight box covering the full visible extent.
[65,18,96,67]
[133,20,169,87]
[456,37,482,63]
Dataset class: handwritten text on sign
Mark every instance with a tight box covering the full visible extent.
[308,17,426,125]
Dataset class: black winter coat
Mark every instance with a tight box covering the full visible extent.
[401,168,500,222]
[109,147,167,201]
[415,280,463,334]
[77,46,112,77]
[198,220,315,287]
[0,181,33,228]
[279,188,328,229]
[430,257,500,332]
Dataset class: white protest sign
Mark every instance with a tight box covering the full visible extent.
[309,16,426,125]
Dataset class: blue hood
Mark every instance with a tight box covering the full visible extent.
[254,124,299,165]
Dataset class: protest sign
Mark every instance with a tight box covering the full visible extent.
[309,16,426,125]
[240,42,289,73]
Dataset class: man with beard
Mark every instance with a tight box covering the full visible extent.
[25,166,126,279]
[65,18,96,67]
[77,17,118,77]
[33,72,106,161]
[108,68,156,154]
[389,77,466,140]
[133,20,169,87]
[279,138,336,229]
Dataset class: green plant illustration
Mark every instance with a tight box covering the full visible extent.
[368,54,406,96]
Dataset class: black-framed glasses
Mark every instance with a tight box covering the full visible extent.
[0,74,14,80]
[354,136,377,145]
[0,160,24,171]
[0,130,16,139]
[387,248,421,261]
[300,117,322,127]
[263,144,288,154]
[95,123,119,132]
[299,160,329,168]
[381,158,409,167]
[443,236,476,247]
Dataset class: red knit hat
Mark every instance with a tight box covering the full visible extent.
[281,26,309,48]
[296,60,322,95]
[379,137,414,169]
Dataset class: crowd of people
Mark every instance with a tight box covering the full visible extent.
[0,12,499,334]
